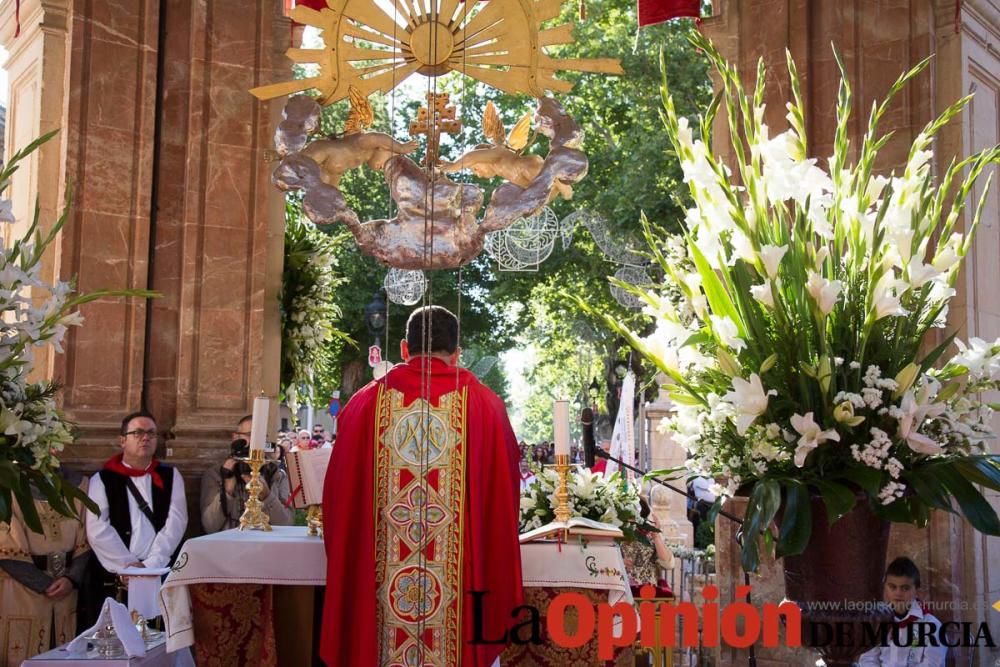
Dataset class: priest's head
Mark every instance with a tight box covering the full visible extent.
[401,306,461,366]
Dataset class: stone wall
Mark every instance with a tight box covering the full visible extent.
[0,0,289,532]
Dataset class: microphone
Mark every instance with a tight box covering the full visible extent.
[580,407,596,468]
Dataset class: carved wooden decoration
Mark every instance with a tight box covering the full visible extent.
[250,0,624,104]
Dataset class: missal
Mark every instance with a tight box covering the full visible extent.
[518,516,623,543]
[286,447,332,508]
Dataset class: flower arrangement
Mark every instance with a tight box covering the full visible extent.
[280,213,349,416]
[519,466,654,543]
[0,132,153,532]
[583,33,1000,571]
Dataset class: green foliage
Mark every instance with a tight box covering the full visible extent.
[279,213,350,411]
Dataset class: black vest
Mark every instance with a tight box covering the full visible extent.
[98,464,175,546]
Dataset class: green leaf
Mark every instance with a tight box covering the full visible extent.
[687,238,743,335]
[835,468,882,496]
[906,470,956,513]
[0,488,10,524]
[13,478,42,534]
[918,331,958,373]
[776,481,812,558]
[936,465,1000,535]
[813,480,857,525]
[952,457,1000,493]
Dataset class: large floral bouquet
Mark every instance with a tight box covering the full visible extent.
[0,133,153,532]
[280,214,349,416]
[587,33,1000,571]
[519,466,654,543]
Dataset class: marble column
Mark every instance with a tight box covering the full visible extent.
[645,377,694,580]
[0,0,72,383]
[0,1,288,520]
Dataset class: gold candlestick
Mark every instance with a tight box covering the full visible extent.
[239,449,272,531]
[554,454,571,523]
[306,505,324,537]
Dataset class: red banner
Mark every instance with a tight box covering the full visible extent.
[637,0,700,27]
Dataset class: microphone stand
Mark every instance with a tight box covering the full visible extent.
[594,449,757,667]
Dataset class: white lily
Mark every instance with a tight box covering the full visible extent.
[790,412,840,467]
[710,315,746,352]
[723,373,776,435]
[896,386,946,455]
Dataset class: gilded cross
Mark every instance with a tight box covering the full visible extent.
[408,92,462,168]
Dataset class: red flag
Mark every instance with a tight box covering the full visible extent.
[290,0,330,10]
[637,0,700,27]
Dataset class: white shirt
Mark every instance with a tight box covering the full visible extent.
[857,601,947,667]
[86,464,188,572]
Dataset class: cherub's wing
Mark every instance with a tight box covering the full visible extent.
[506,112,533,151]
[344,86,374,134]
[483,101,506,146]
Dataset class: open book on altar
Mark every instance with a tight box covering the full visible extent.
[285,447,332,508]
[518,516,623,543]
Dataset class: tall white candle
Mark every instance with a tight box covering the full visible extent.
[553,400,570,457]
[249,395,269,451]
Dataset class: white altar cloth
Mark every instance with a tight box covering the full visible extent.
[159,527,633,652]
[158,526,325,651]
[519,539,634,607]
[21,637,170,667]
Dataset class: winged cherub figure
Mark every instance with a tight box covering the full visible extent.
[300,86,419,187]
[439,102,571,201]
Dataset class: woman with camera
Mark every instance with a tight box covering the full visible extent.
[199,416,294,533]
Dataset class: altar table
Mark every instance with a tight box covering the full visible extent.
[21,636,170,667]
[160,527,633,665]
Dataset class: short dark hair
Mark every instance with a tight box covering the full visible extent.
[885,556,921,588]
[237,415,253,428]
[406,306,458,355]
[120,410,157,436]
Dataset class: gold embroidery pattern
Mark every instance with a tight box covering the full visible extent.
[374,387,466,667]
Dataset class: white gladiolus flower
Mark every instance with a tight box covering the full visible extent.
[806,272,842,315]
[758,245,788,280]
[790,412,840,467]
[750,281,775,308]
[907,261,941,289]
[871,271,909,320]
[710,315,746,352]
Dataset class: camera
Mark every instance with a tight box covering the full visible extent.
[220,438,277,486]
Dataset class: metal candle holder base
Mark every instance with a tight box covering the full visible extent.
[239,449,272,531]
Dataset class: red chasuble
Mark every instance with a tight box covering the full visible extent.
[321,357,523,667]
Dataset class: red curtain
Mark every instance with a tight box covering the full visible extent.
[637,0,700,27]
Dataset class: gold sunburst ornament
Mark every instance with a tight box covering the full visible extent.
[250,0,623,105]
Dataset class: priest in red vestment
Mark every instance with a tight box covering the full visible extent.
[321,305,523,667]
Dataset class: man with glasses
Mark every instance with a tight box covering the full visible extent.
[199,415,293,533]
[85,411,187,581]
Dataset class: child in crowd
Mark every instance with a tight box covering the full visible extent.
[857,556,947,666]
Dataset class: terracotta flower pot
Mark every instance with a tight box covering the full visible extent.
[781,493,892,666]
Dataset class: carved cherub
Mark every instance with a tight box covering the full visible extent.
[301,86,418,187]
[440,102,572,200]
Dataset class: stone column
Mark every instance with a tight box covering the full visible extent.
[0,0,288,516]
[0,0,71,383]
[645,377,694,576]
[143,0,289,512]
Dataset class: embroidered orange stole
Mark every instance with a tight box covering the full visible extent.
[373,385,467,667]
